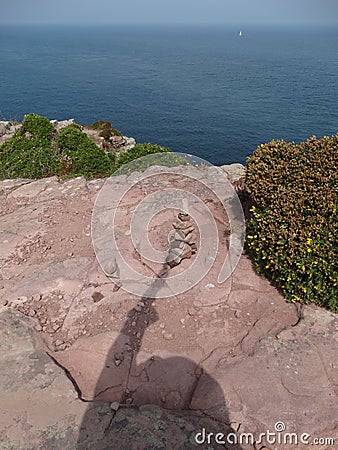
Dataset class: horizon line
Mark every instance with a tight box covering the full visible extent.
[0,21,337,27]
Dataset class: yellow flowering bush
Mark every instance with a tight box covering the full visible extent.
[245,135,338,312]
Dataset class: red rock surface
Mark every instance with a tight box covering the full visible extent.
[0,168,337,450]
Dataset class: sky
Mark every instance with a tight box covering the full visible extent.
[1,0,338,25]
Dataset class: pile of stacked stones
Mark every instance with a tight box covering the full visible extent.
[166,213,197,268]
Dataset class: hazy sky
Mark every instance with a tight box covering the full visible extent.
[1,0,338,25]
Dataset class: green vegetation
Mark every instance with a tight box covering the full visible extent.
[0,114,61,179]
[0,113,116,180]
[245,135,338,312]
[115,144,189,175]
[116,143,172,168]
[56,126,114,178]
[18,113,54,140]
[0,113,181,180]
[88,120,122,139]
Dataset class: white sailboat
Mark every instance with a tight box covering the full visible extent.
[239,31,243,37]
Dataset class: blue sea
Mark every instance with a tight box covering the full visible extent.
[0,24,337,165]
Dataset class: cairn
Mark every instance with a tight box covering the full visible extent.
[166,212,197,268]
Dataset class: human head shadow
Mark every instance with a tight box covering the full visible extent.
[76,268,244,450]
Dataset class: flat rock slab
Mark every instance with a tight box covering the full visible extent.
[0,309,239,450]
[53,331,133,402]
[191,306,338,449]
[0,310,90,449]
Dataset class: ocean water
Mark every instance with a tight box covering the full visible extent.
[0,24,337,165]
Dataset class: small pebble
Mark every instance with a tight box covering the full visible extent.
[178,212,190,222]
[190,243,197,253]
[182,225,194,236]
[173,230,186,241]
[187,307,196,316]
[92,291,104,303]
[173,221,190,230]
[112,284,120,292]
[110,402,120,411]
[58,343,68,351]
[230,422,241,432]
[193,300,202,308]
[170,239,185,249]
[163,333,173,340]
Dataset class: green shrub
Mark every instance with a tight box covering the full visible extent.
[245,135,338,312]
[66,123,82,130]
[0,114,60,179]
[116,143,172,168]
[87,120,110,131]
[19,113,54,141]
[0,114,117,180]
[88,120,122,138]
[115,144,190,175]
[0,114,183,182]
[57,126,115,178]
[0,136,61,179]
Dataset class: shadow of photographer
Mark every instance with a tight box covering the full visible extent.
[76,268,243,450]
